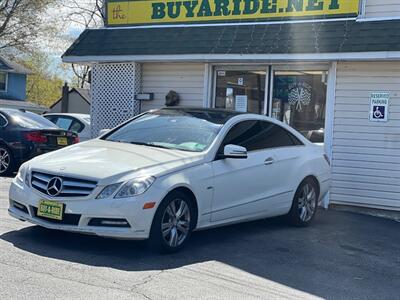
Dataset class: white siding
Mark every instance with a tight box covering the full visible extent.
[331,61,400,210]
[364,0,400,18]
[141,63,205,112]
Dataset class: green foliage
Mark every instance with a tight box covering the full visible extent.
[21,52,64,108]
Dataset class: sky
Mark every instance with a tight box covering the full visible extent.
[40,3,98,81]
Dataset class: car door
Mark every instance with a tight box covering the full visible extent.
[253,121,306,212]
[210,120,280,222]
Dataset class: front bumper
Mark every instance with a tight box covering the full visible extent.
[8,179,165,240]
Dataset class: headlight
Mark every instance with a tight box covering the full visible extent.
[16,164,29,186]
[96,183,122,199]
[114,176,155,198]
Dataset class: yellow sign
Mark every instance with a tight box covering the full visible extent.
[106,0,360,26]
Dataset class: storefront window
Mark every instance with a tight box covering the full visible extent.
[215,70,266,114]
[272,71,327,143]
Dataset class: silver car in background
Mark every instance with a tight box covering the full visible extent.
[43,113,91,141]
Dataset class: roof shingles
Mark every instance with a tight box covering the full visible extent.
[63,20,400,58]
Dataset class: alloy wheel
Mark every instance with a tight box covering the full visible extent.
[0,148,10,174]
[161,199,191,248]
[298,183,317,222]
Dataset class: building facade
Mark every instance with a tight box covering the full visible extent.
[63,0,400,212]
[0,57,29,101]
[50,87,91,114]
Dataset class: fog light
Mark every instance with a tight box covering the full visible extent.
[101,220,128,226]
[88,218,131,228]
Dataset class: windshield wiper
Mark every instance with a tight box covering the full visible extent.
[129,142,173,150]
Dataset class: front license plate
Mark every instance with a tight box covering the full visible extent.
[57,137,68,146]
[37,200,64,220]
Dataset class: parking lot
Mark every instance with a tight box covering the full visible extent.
[0,177,399,299]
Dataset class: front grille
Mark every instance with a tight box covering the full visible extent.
[32,207,81,225]
[31,171,97,198]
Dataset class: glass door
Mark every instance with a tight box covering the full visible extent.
[214,68,267,114]
[271,70,328,143]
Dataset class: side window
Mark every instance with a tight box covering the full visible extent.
[55,117,73,131]
[70,120,84,133]
[44,116,58,124]
[257,121,302,149]
[220,120,262,152]
[220,120,303,153]
[0,114,7,127]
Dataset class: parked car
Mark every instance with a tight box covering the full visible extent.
[43,113,91,141]
[0,109,79,176]
[8,108,330,252]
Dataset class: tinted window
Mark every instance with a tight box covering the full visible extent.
[221,120,302,152]
[6,110,58,129]
[0,114,7,127]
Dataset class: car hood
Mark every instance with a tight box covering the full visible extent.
[29,139,205,184]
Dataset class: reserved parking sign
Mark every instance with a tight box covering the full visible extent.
[370,92,390,122]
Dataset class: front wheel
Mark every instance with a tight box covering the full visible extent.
[149,191,195,253]
[287,178,319,227]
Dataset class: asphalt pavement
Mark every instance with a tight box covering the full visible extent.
[0,177,399,300]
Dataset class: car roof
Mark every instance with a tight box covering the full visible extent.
[155,107,247,125]
[44,113,90,118]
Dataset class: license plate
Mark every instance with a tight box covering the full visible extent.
[37,200,64,220]
[57,137,68,146]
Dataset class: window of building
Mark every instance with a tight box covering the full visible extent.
[215,70,266,114]
[0,72,7,92]
[271,71,327,143]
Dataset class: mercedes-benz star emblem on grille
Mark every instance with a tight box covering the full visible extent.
[46,177,63,197]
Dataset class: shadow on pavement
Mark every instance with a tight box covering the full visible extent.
[1,209,399,299]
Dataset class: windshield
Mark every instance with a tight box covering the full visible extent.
[5,110,59,129]
[104,110,223,152]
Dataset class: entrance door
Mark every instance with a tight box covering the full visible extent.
[214,69,267,114]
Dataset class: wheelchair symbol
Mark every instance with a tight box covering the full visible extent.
[373,106,384,119]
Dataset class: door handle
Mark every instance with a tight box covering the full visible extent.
[264,157,275,165]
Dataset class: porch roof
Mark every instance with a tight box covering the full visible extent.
[63,19,400,62]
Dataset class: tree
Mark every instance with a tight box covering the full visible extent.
[59,0,106,88]
[60,0,105,28]
[0,0,56,53]
[22,51,65,107]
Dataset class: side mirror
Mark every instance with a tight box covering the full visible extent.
[99,128,111,136]
[223,144,248,159]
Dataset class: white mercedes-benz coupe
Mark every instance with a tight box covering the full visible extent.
[9,108,331,252]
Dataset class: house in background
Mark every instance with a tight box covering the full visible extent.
[49,84,91,114]
[0,57,46,113]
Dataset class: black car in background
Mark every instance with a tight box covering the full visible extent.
[0,109,79,176]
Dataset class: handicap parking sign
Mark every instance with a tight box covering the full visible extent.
[370,92,389,122]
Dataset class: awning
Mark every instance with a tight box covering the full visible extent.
[63,19,400,63]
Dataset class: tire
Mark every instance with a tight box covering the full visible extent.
[149,191,195,253]
[286,178,319,227]
[0,145,14,177]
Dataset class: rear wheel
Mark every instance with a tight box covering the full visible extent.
[287,178,319,226]
[149,191,195,253]
[0,146,14,176]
